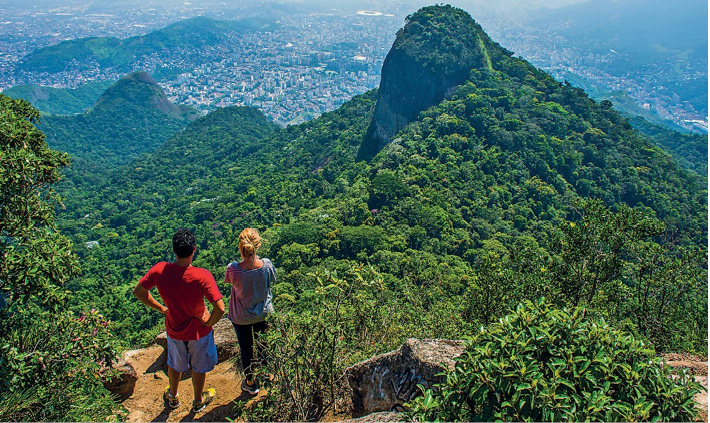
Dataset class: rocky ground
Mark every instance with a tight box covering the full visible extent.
[112,323,708,422]
[119,345,262,422]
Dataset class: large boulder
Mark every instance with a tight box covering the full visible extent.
[346,338,465,416]
[155,318,239,363]
[101,357,138,401]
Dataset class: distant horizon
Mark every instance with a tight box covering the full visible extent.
[1,0,706,131]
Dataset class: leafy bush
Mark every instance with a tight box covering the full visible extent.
[0,309,119,421]
[408,299,703,422]
[232,264,412,421]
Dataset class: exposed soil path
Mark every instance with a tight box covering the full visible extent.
[120,345,262,422]
[664,353,708,422]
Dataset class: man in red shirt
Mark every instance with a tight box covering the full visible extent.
[133,229,225,413]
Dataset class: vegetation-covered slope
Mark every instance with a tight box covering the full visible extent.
[56,5,707,356]
[40,72,199,186]
[628,115,708,175]
[1,80,113,115]
[17,16,277,74]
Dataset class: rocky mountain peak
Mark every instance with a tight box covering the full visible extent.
[358,5,494,160]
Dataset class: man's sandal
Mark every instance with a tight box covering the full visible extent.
[192,387,216,413]
[163,386,180,409]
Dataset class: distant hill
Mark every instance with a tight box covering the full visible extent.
[533,0,708,116]
[92,72,200,120]
[17,16,278,74]
[40,71,200,186]
[1,80,113,115]
[628,116,708,175]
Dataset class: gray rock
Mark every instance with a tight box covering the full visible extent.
[346,338,465,416]
[155,318,239,363]
[101,358,138,401]
[338,411,409,422]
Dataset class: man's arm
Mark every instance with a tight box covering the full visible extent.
[200,298,225,327]
[133,283,168,315]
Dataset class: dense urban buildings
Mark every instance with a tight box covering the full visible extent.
[0,1,706,130]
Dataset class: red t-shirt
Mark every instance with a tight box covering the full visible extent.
[139,262,223,341]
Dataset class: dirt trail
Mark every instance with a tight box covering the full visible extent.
[664,353,708,422]
[120,346,261,422]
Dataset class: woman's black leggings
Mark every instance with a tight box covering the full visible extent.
[232,321,268,382]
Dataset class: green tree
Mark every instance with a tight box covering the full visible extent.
[0,95,118,421]
[553,199,664,307]
[0,95,77,308]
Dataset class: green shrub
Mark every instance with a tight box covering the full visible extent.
[408,299,703,422]
[0,309,120,421]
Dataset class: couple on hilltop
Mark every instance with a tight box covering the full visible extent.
[133,228,273,413]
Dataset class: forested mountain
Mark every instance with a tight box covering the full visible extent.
[16,16,277,74]
[3,4,704,421]
[1,80,113,115]
[55,5,707,353]
[40,71,199,186]
[628,115,708,175]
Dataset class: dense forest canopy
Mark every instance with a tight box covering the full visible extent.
[53,0,706,367]
[0,4,706,422]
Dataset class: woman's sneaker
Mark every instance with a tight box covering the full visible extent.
[163,386,180,409]
[192,388,216,413]
[241,378,259,395]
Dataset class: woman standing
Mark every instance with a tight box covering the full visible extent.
[225,228,275,395]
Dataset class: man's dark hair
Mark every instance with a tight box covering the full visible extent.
[173,229,196,258]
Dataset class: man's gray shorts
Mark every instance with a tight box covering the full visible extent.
[166,330,218,373]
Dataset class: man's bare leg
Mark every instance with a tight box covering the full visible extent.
[168,366,181,397]
[192,371,206,402]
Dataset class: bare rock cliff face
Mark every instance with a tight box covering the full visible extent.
[358,5,494,160]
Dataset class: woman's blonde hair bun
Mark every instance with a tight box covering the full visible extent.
[239,228,261,258]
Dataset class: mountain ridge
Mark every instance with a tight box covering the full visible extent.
[16,16,278,75]
[1,80,114,115]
